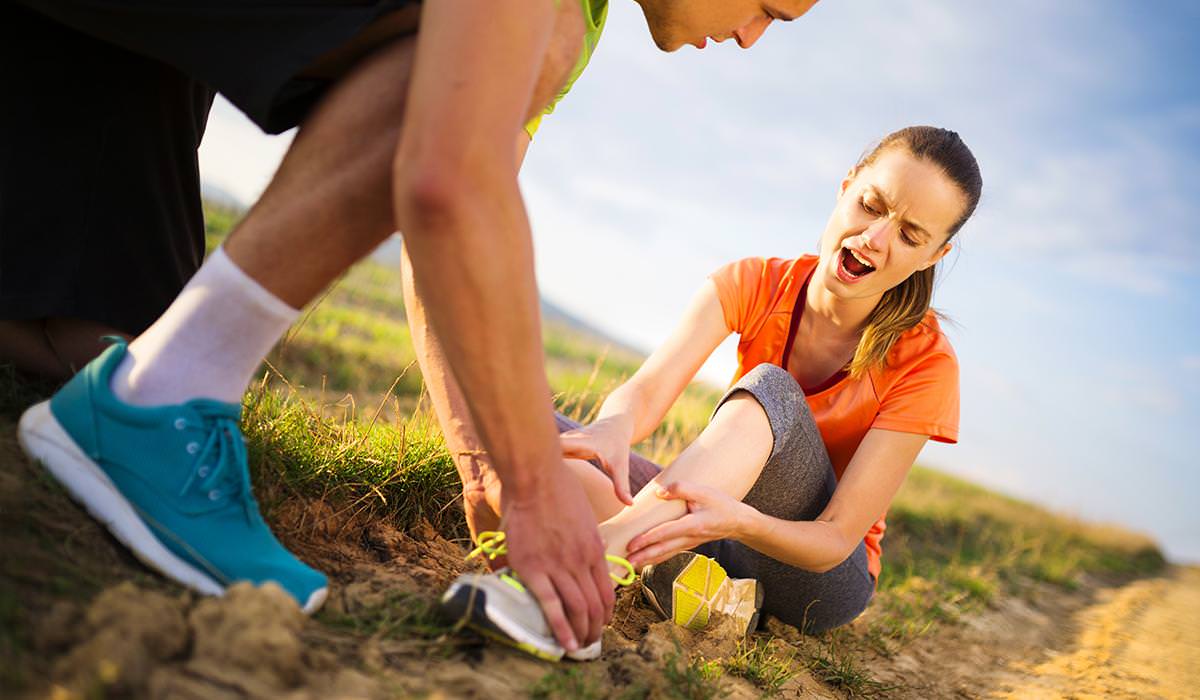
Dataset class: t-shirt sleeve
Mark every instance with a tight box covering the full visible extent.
[871,350,960,443]
[708,257,770,334]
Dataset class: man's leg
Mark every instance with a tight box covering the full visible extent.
[19,33,423,618]
[0,320,124,380]
[113,36,417,406]
[0,3,212,379]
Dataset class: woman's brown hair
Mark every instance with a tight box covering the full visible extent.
[846,126,983,378]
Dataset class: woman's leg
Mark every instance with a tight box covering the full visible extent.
[702,364,874,634]
[592,363,875,634]
[592,393,775,558]
[556,412,665,521]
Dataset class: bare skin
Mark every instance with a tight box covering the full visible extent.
[633,0,821,50]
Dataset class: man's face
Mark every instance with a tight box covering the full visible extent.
[634,0,819,52]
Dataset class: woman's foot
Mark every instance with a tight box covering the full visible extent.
[640,552,763,636]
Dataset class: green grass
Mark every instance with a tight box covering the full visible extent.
[530,667,606,700]
[865,466,1167,645]
[662,646,727,700]
[806,637,896,698]
[721,638,799,696]
[242,376,465,536]
[318,589,449,640]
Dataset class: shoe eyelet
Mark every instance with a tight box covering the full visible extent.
[174,418,187,431]
[197,466,210,478]
[208,490,221,501]
[186,442,200,455]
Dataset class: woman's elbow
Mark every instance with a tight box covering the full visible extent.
[810,523,859,573]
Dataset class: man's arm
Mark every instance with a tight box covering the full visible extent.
[393,2,610,652]
[397,132,532,543]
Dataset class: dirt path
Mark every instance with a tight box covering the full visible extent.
[993,566,1200,700]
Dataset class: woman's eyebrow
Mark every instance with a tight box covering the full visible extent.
[868,186,931,240]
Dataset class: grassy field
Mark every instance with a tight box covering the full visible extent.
[0,205,1167,698]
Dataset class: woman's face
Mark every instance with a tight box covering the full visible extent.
[815,148,966,303]
[634,0,820,51]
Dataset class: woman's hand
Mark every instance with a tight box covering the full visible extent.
[559,415,636,506]
[625,481,754,568]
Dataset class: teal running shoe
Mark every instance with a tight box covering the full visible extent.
[17,339,327,613]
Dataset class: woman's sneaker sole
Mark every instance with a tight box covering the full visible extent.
[18,400,327,615]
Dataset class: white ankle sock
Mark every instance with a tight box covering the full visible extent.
[110,246,300,407]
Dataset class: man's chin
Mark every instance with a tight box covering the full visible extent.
[653,34,688,52]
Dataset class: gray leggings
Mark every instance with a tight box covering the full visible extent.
[556,363,875,634]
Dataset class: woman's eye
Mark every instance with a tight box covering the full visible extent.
[860,198,881,216]
[900,230,917,246]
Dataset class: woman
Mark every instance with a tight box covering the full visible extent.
[442,125,982,660]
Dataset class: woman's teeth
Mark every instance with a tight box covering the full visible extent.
[840,247,875,277]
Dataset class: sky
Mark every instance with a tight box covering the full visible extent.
[198,0,1200,562]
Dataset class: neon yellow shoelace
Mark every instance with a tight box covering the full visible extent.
[467,530,637,587]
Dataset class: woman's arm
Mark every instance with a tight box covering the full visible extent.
[735,428,928,571]
[559,280,731,504]
[603,279,730,441]
[627,428,929,572]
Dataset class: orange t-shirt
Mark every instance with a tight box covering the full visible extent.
[710,255,959,581]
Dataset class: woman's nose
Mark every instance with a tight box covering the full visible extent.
[733,17,773,49]
[863,221,894,250]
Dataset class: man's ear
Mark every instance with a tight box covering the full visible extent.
[920,241,953,270]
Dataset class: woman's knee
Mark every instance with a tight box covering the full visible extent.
[721,364,806,441]
[715,363,825,473]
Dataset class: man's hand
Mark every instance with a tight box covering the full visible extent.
[625,481,753,568]
[559,415,636,507]
[503,463,614,651]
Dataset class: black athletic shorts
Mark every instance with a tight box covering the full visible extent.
[0,3,214,335]
[2,0,415,334]
[14,0,418,135]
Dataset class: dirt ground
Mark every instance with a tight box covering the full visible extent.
[3,419,1195,699]
[992,566,1200,700]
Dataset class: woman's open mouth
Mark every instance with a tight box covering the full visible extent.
[836,246,876,284]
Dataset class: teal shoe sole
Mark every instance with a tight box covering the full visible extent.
[18,400,327,614]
